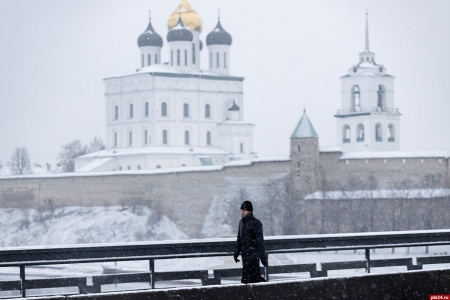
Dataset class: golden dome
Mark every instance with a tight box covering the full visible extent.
[168,0,203,32]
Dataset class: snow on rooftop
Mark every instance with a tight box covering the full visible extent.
[219,120,254,126]
[106,64,242,79]
[340,150,450,160]
[76,157,114,172]
[320,147,342,153]
[305,189,450,200]
[79,146,231,159]
[0,156,290,180]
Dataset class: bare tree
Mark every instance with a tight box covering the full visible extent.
[57,140,87,172]
[87,136,105,153]
[10,147,32,175]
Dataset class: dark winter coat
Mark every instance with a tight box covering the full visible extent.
[234,214,268,266]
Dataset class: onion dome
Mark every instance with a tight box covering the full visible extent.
[167,17,193,42]
[206,20,232,46]
[228,101,240,111]
[138,20,163,48]
[168,0,203,32]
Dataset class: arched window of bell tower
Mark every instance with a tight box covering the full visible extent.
[343,125,351,143]
[183,103,189,118]
[378,85,386,111]
[388,124,395,142]
[351,86,360,112]
[205,104,211,118]
[357,124,365,142]
[161,102,167,117]
[375,124,383,142]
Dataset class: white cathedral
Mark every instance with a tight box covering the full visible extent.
[75,4,404,173]
[75,0,255,172]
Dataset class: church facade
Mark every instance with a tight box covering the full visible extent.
[75,0,254,172]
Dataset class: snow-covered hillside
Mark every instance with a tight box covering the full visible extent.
[0,206,187,247]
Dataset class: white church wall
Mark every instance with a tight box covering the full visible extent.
[139,46,161,67]
[341,76,395,112]
[169,41,193,72]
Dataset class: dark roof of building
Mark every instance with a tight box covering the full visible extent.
[228,101,240,111]
[206,20,232,46]
[167,17,193,42]
[137,21,163,47]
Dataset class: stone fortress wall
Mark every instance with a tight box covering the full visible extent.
[0,161,289,237]
[1,148,449,237]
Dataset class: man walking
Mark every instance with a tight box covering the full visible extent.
[234,200,268,283]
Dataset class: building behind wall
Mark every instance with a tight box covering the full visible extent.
[290,13,449,196]
[74,0,255,173]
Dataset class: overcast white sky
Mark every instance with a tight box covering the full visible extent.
[1,0,449,167]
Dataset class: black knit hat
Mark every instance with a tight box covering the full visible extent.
[240,201,253,212]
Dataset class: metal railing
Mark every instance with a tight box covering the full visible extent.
[1,229,450,297]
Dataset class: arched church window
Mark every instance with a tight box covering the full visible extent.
[177,49,181,66]
[216,53,219,68]
[184,49,188,66]
[357,124,365,142]
[148,54,151,66]
[185,131,190,145]
[205,104,211,118]
[183,103,189,118]
[388,124,395,142]
[155,54,158,64]
[171,50,173,66]
[161,102,167,117]
[129,131,132,146]
[130,104,133,118]
[343,125,351,143]
[351,86,360,112]
[145,102,149,117]
[375,124,382,142]
[207,131,211,146]
[156,165,161,169]
[224,53,227,68]
[240,143,244,153]
[114,132,117,147]
[141,54,144,68]
[144,130,148,145]
[115,106,118,120]
[163,130,168,145]
[192,44,196,64]
[378,85,386,111]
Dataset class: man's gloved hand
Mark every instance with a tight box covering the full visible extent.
[234,255,240,263]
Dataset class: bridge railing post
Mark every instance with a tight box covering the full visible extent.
[149,259,155,289]
[265,254,269,282]
[365,248,371,273]
[19,265,25,298]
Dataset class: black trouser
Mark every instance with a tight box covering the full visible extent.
[241,260,266,284]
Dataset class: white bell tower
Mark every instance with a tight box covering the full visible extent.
[335,12,401,152]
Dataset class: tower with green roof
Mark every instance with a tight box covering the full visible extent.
[290,110,319,195]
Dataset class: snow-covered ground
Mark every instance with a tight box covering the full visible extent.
[0,206,187,247]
